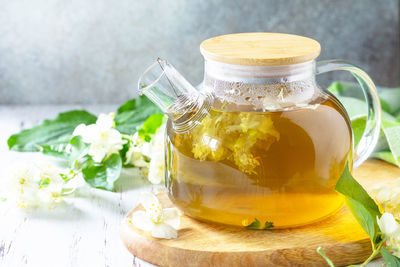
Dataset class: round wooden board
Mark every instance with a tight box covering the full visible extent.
[121,159,400,267]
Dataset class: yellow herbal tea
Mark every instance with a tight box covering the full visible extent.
[165,94,352,228]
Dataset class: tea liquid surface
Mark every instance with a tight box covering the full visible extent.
[166,94,352,228]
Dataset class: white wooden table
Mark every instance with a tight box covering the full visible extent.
[0,105,157,267]
[0,105,383,267]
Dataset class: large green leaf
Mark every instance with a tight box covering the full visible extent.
[328,82,400,114]
[378,88,400,115]
[335,164,381,241]
[115,95,162,135]
[117,95,154,114]
[328,82,400,167]
[115,110,153,134]
[381,121,400,166]
[381,247,400,267]
[117,95,161,115]
[8,110,97,152]
[371,151,397,165]
[345,198,376,240]
[332,96,367,120]
[81,154,122,191]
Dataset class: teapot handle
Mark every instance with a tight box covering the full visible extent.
[316,60,382,169]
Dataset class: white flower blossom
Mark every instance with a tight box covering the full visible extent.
[8,164,41,208]
[130,192,180,239]
[371,180,400,257]
[147,125,165,184]
[371,178,400,220]
[73,113,126,162]
[374,186,392,203]
[36,163,65,205]
[5,162,66,209]
[125,124,166,184]
[125,132,151,168]
[378,213,399,236]
[377,212,400,257]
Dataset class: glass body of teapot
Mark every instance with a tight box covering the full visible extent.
[139,33,381,228]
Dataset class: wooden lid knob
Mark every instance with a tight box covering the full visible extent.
[200,33,321,66]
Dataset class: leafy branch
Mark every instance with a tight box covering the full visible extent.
[318,163,400,266]
[7,95,163,191]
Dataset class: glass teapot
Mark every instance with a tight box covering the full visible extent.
[138,33,381,228]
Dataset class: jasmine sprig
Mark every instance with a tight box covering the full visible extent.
[7,95,165,192]
[3,162,69,209]
[317,164,400,266]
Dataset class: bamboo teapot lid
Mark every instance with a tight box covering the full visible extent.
[200,33,321,66]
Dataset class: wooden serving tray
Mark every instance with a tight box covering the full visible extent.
[120,160,400,267]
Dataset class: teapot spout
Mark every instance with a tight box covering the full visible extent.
[138,58,213,133]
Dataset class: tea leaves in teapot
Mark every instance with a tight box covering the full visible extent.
[245,218,274,230]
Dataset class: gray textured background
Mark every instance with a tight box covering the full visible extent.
[0,0,399,105]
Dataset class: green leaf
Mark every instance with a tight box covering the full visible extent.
[60,173,69,182]
[263,221,274,229]
[381,121,400,166]
[335,164,380,214]
[81,154,122,191]
[245,218,274,230]
[351,117,366,147]
[8,110,96,152]
[327,81,343,94]
[245,218,261,229]
[372,151,397,166]
[380,98,392,114]
[119,136,132,167]
[117,99,137,114]
[138,114,164,142]
[117,95,161,114]
[38,176,51,189]
[331,96,367,120]
[328,82,400,167]
[117,95,150,114]
[316,247,335,267]
[115,95,162,135]
[328,82,400,114]
[335,164,381,242]
[378,88,400,115]
[40,142,71,159]
[60,169,79,183]
[68,136,89,167]
[381,247,400,267]
[115,111,153,134]
[345,198,376,240]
